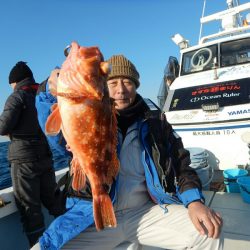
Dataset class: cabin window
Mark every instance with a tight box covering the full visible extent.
[221,38,250,67]
[166,78,250,111]
[181,45,217,75]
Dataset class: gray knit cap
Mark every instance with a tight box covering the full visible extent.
[107,55,140,88]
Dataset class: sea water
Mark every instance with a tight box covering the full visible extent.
[0,141,69,190]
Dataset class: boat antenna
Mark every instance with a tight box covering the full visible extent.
[235,0,243,26]
[228,0,243,26]
[199,0,207,43]
[227,0,234,8]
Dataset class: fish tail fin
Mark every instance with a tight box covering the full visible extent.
[93,194,117,231]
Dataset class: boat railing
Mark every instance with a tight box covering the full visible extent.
[0,167,68,218]
[199,2,250,44]
[200,25,250,44]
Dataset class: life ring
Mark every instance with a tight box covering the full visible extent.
[191,48,212,69]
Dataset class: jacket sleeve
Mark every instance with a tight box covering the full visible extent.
[35,82,70,157]
[164,116,204,206]
[0,93,23,135]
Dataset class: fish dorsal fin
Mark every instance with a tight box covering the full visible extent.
[45,103,62,135]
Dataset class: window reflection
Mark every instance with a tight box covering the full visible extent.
[180,38,250,76]
[181,45,218,75]
[221,38,250,67]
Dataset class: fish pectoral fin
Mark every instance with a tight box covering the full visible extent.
[51,103,58,112]
[45,104,62,135]
[71,158,86,191]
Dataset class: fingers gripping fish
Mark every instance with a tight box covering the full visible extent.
[45,41,119,231]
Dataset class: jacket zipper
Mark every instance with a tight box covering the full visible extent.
[139,120,181,204]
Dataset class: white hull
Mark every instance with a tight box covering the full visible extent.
[0,168,68,250]
[160,2,250,170]
[173,121,250,170]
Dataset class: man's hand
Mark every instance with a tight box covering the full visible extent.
[188,201,223,239]
[48,68,60,96]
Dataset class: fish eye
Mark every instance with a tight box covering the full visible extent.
[64,45,71,57]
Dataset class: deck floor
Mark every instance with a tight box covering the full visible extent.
[203,191,250,250]
[1,188,249,249]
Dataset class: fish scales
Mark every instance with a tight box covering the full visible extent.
[46,41,119,230]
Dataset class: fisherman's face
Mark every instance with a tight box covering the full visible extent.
[10,83,17,90]
[107,77,137,110]
[48,68,60,96]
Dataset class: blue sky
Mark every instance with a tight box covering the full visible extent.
[0,0,249,142]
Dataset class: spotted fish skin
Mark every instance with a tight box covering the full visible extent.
[46,41,119,231]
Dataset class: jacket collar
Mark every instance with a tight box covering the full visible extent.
[14,77,36,91]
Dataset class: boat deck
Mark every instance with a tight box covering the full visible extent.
[203,190,250,250]
[1,183,250,249]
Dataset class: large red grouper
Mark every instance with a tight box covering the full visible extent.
[46,41,119,231]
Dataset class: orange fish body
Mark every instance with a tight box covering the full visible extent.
[46,41,119,230]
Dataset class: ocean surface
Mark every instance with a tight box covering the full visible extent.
[0,141,69,190]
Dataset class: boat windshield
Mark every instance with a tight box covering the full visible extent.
[221,38,250,67]
[181,38,250,76]
[181,45,218,75]
[166,78,250,111]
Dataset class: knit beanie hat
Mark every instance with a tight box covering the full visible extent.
[107,55,140,88]
[9,61,33,84]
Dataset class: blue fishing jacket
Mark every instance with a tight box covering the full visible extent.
[35,80,70,157]
[39,118,203,250]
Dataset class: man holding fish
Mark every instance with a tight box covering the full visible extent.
[33,42,223,250]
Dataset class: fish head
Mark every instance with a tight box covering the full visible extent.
[58,41,110,100]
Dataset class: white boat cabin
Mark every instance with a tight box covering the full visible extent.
[158,1,250,170]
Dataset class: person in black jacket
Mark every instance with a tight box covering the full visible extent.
[0,61,65,248]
